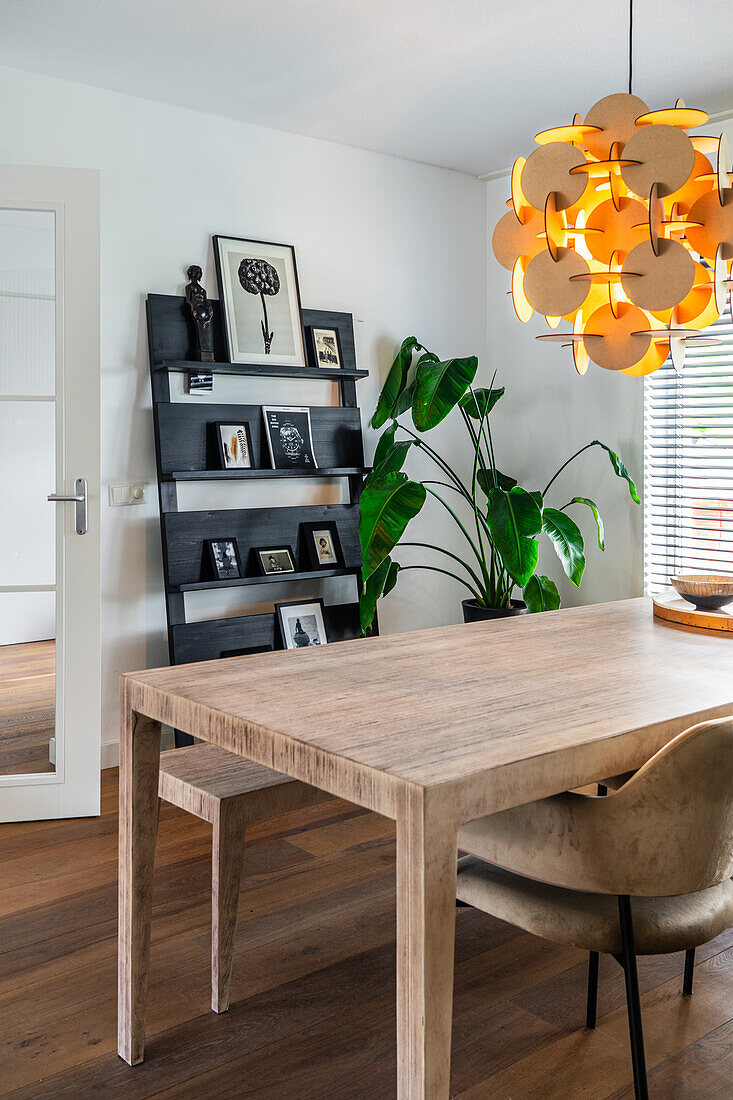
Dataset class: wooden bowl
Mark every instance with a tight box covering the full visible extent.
[671,574,733,611]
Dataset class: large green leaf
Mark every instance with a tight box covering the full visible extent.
[591,440,641,504]
[360,557,391,634]
[359,558,401,635]
[383,558,400,596]
[358,473,426,580]
[411,355,478,432]
[563,496,605,550]
[486,486,542,587]
[371,337,422,429]
[459,386,505,419]
[523,574,561,613]
[477,467,517,494]
[393,380,417,418]
[542,507,585,586]
[372,421,397,471]
[370,422,414,482]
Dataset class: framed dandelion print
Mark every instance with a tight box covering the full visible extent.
[213,236,307,368]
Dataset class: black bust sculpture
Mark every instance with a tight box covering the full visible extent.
[184,265,215,362]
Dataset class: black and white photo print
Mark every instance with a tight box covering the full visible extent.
[255,546,296,575]
[213,236,306,367]
[275,599,328,649]
[205,538,243,581]
[307,325,343,369]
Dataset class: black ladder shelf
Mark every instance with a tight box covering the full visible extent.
[147,294,369,744]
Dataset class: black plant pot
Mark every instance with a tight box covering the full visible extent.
[461,598,527,623]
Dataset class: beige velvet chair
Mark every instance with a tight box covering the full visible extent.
[456,717,733,1100]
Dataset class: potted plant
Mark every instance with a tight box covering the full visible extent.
[358,337,640,633]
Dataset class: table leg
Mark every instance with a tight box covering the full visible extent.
[396,785,458,1100]
[118,707,161,1065]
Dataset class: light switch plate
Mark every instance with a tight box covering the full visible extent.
[108,482,146,506]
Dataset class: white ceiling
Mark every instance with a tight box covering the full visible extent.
[3,0,733,176]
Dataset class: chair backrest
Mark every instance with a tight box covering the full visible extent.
[602,716,733,896]
[459,717,733,898]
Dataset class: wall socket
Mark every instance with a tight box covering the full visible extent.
[108,482,146,506]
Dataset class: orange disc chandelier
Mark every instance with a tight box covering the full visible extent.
[492,7,733,375]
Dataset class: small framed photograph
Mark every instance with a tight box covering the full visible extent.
[275,598,329,649]
[262,406,318,469]
[205,537,243,581]
[307,325,343,370]
[215,422,253,469]
[213,235,306,367]
[254,546,296,576]
[301,521,343,570]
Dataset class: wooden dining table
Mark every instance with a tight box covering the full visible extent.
[118,597,733,1098]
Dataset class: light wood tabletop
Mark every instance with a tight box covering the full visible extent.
[118,597,733,1098]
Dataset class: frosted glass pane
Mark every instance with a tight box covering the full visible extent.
[0,209,55,296]
[0,295,55,396]
[0,208,55,397]
[0,401,55,586]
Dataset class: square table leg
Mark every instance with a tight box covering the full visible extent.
[118,706,161,1065]
[396,785,459,1099]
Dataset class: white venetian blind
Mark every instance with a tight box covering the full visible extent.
[644,313,733,593]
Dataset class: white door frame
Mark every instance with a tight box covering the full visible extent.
[0,165,100,821]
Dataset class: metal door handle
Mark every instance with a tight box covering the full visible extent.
[48,477,87,534]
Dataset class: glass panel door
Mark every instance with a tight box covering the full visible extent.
[0,209,57,775]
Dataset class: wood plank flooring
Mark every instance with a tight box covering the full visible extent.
[1,767,732,1098]
[0,640,54,775]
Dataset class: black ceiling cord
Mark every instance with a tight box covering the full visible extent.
[628,0,634,94]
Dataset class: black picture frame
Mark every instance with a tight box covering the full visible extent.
[275,598,329,649]
[306,325,343,370]
[214,421,254,470]
[252,545,296,576]
[204,537,243,581]
[212,235,307,368]
[300,520,343,570]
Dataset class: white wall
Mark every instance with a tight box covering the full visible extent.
[0,65,488,753]
[484,177,645,608]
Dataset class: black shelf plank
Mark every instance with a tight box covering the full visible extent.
[164,467,364,482]
[157,401,364,475]
[163,503,361,588]
[169,602,363,663]
[174,566,360,593]
[156,359,367,380]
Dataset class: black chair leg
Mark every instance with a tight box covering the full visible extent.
[618,895,649,1100]
[683,947,695,995]
[586,950,599,1028]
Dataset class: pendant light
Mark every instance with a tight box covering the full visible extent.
[492,0,733,375]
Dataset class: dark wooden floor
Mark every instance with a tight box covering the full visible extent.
[0,639,55,775]
[1,769,732,1098]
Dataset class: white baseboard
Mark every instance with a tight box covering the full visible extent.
[101,725,175,771]
[101,741,120,769]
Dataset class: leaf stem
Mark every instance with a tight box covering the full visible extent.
[542,442,595,498]
[424,486,486,578]
[399,541,485,591]
[397,564,481,600]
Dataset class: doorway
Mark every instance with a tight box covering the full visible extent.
[0,166,100,821]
